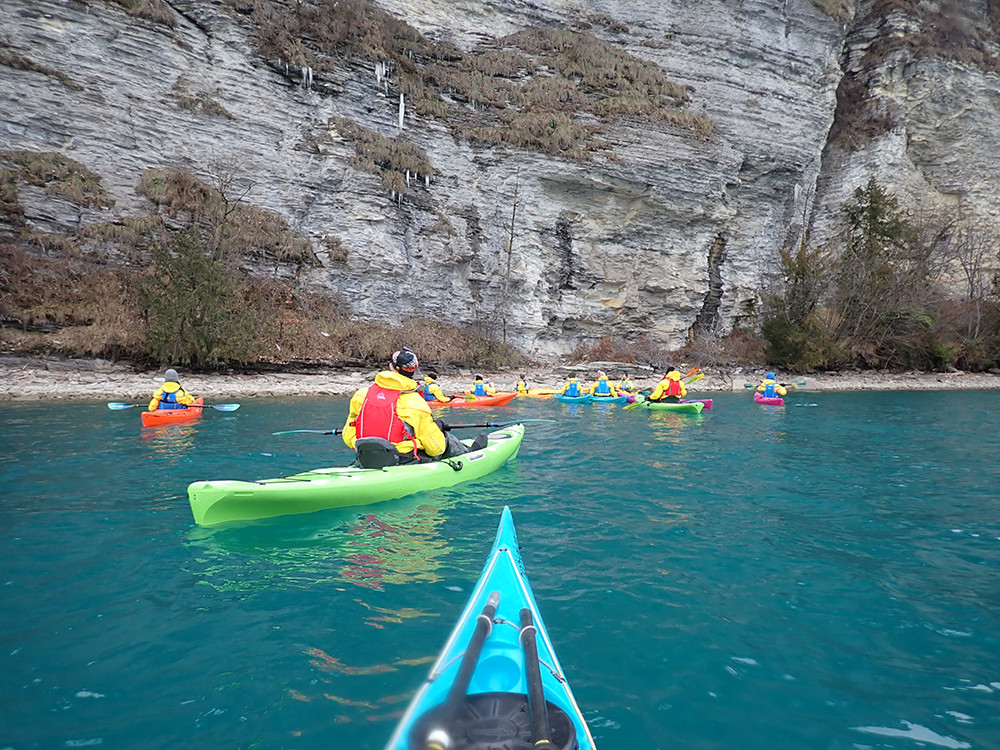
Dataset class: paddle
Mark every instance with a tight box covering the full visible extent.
[272,419,555,436]
[423,592,500,749]
[107,402,240,412]
[520,608,553,747]
[441,419,556,430]
[743,380,806,389]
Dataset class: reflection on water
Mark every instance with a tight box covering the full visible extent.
[140,421,199,461]
[645,411,704,445]
[185,494,457,595]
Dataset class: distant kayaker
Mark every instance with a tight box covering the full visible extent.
[466,375,496,397]
[420,371,450,403]
[515,373,529,395]
[589,370,619,398]
[559,373,583,397]
[148,368,197,411]
[616,371,634,394]
[647,367,686,403]
[757,372,787,399]
[343,348,484,465]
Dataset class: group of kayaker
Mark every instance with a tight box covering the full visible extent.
[150,350,785,470]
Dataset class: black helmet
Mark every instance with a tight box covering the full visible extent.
[391,347,419,373]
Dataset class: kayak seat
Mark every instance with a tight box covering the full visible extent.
[354,437,400,469]
[409,692,577,750]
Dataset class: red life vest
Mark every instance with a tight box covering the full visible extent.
[354,384,411,444]
[664,378,682,397]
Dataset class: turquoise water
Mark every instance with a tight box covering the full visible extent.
[2,391,999,749]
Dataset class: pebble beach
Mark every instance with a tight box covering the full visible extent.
[2,354,999,402]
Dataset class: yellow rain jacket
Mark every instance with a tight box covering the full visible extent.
[648,371,687,401]
[757,377,787,397]
[422,376,450,403]
[466,379,496,397]
[342,370,447,457]
[148,381,196,411]
[589,376,618,398]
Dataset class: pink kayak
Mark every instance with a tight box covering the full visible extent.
[754,392,784,406]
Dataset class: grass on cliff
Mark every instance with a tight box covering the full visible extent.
[240,0,713,170]
[1,156,523,371]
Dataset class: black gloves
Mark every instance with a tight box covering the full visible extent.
[434,418,449,432]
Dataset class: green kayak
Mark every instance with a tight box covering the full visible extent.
[187,424,524,526]
[637,398,704,413]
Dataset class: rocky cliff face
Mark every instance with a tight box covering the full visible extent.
[1,0,996,358]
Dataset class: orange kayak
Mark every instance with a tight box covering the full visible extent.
[430,393,517,408]
[141,398,204,427]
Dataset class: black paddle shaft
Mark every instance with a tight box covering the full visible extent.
[443,591,500,715]
[520,608,554,747]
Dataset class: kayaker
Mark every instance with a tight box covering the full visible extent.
[342,348,485,465]
[616,371,634,394]
[757,372,787,399]
[148,368,197,411]
[559,373,583,397]
[466,375,496,397]
[589,370,618,398]
[515,373,529,395]
[647,367,686,403]
[420,371,450,403]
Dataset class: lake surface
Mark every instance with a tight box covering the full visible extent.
[2,391,999,749]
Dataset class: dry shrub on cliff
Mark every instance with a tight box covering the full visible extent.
[2,150,115,209]
[329,118,433,194]
[138,168,315,266]
[108,0,176,28]
[243,0,711,161]
[0,244,148,359]
[0,47,83,90]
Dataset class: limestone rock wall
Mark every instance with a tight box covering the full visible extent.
[2,0,995,359]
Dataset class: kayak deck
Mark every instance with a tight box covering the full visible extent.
[187,424,524,526]
[141,397,204,427]
[385,506,595,749]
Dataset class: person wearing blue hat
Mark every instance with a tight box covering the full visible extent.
[757,371,787,399]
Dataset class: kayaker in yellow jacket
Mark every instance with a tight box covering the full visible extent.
[757,372,787,399]
[589,370,618,398]
[343,348,483,463]
[559,374,584,398]
[515,374,529,395]
[466,375,496,397]
[616,372,634,394]
[420,372,451,403]
[148,368,197,411]
[647,368,686,402]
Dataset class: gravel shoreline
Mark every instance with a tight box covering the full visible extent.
[3,354,999,402]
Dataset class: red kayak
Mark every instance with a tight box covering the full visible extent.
[430,393,517,408]
[141,398,204,427]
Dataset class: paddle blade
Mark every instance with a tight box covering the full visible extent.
[685,373,705,384]
[107,402,140,410]
[209,403,241,412]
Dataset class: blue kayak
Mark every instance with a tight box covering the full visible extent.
[554,393,592,403]
[591,394,627,404]
[385,506,596,749]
